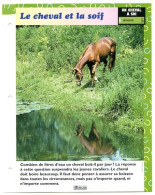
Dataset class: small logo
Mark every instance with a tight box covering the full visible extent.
[73,185,87,190]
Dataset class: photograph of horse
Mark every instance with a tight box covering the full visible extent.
[73,37,116,88]
[16,25,144,161]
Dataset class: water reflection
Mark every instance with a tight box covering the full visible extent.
[75,121,116,155]
[16,109,144,161]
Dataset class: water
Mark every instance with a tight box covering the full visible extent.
[16,109,143,161]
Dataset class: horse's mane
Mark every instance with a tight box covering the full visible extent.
[78,43,94,61]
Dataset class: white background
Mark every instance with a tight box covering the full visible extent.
[0,0,154,195]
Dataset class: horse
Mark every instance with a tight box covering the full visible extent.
[75,121,116,155]
[73,37,116,87]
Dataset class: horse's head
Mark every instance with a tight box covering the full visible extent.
[73,68,83,86]
[75,122,84,136]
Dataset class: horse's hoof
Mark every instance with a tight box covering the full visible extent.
[90,88,93,91]
[94,77,99,82]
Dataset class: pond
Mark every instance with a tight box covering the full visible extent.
[16,108,144,161]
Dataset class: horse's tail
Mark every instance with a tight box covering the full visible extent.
[78,43,92,61]
[112,49,116,68]
[111,43,116,68]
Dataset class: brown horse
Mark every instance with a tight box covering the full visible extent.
[75,121,116,155]
[73,37,116,87]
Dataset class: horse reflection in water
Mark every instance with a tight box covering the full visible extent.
[75,121,116,155]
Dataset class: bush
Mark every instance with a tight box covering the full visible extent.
[16,25,144,132]
[16,25,143,72]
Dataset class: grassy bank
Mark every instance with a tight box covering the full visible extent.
[16,25,144,134]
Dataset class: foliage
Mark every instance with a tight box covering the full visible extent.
[16,25,143,71]
[16,99,52,115]
[16,25,144,134]
[17,109,143,161]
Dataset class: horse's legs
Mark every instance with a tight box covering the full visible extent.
[88,63,95,88]
[91,62,99,87]
[92,61,99,74]
[109,53,115,72]
[88,64,94,88]
[88,61,99,88]
[103,59,107,73]
[111,51,116,68]
[109,45,116,72]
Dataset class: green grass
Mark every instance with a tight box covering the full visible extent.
[17,60,102,114]
[16,25,144,134]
